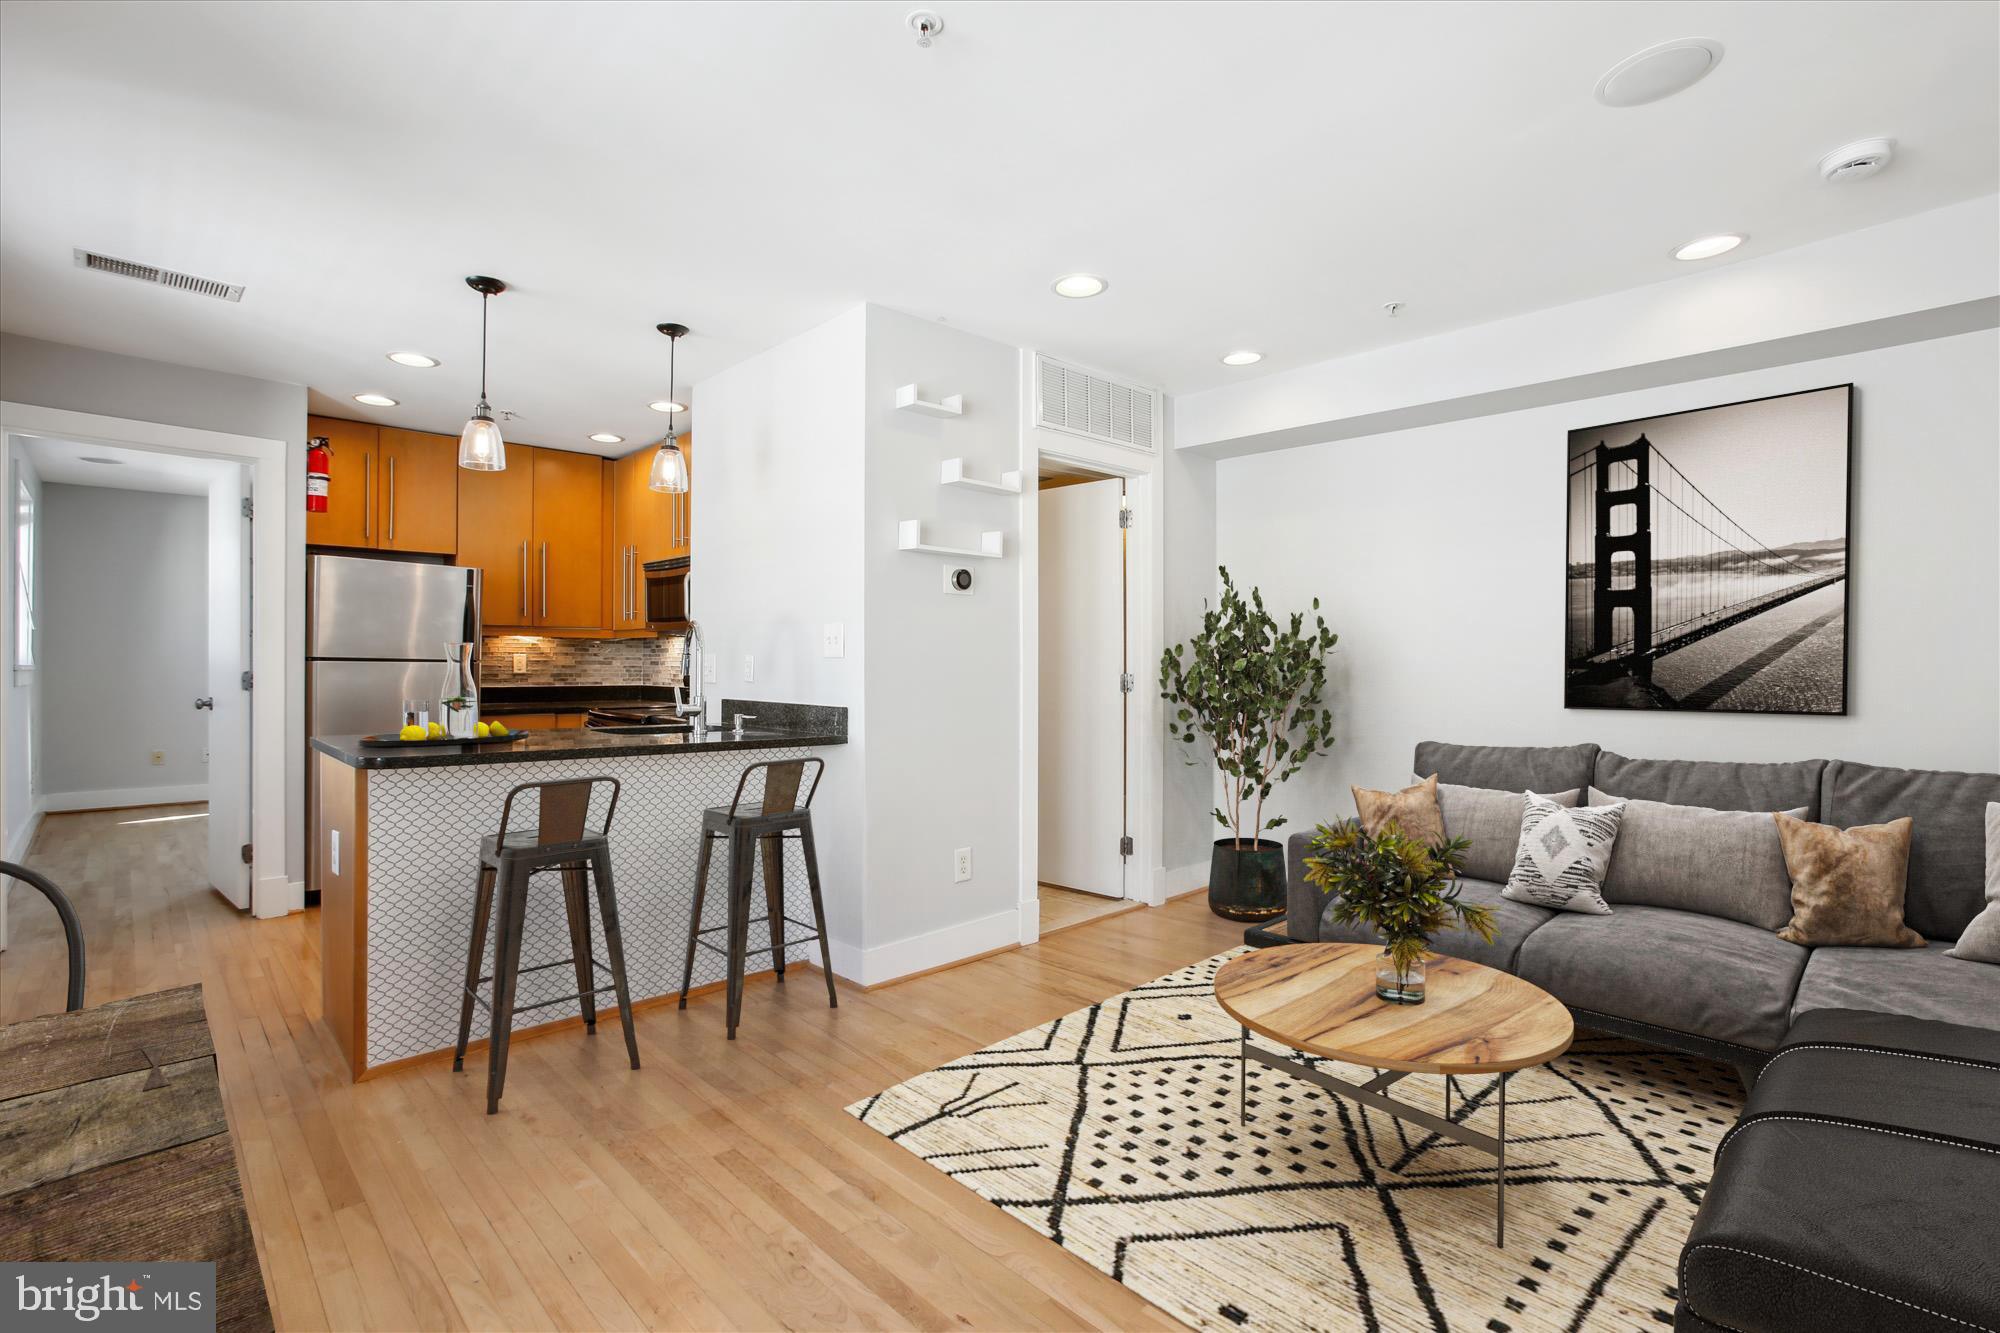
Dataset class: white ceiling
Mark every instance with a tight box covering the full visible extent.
[20,436,240,496]
[1,1,1993,456]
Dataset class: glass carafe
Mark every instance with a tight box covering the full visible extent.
[438,642,478,739]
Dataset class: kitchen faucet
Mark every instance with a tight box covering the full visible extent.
[674,620,706,736]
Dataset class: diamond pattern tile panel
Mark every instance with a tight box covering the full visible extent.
[364,747,820,1067]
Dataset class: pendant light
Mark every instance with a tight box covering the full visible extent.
[458,275,508,471]
[648,322,690,493]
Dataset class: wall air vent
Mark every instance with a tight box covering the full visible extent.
[1034,353,1159,454]
[73,248,245,302]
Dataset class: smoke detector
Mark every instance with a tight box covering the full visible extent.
[906,9,943,47]
[1819,138,1895,184]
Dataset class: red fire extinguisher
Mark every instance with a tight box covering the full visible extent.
[306,436,331,513]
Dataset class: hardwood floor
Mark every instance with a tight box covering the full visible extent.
[2,805,1244,1330]
[1037,884,1140,936]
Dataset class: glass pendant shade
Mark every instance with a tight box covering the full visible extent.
[648,438,689,493]
[458,405,506,471]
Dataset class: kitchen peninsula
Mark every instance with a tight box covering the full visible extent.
[310,702,846,1079]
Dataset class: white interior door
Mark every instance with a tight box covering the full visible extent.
[204,467,250,908]
[1038,478,1126,898]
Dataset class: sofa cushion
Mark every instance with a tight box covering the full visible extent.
[1822,759,2000,941]
[1773,813,1925,948]
[1412,740,1598,795]
[1316,877,1552,971]
[1593,750,1825,820]
[1588,786,1801,931]
[1677,1008,2000,1333]
[1438,783,1579,883]
[1791,940,2000,1030]
[1514,905,1806,1051]
[1501,793,1624,915]
[1352,775,1445,845]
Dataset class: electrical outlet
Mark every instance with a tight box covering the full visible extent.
[512,652,528,675]
[953,846,972,883]
[149,750,165,767]
[703,656,718,684]
[821,622,845,658]
[742,654,755,682]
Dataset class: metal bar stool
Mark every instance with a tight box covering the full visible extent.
[453,776,639,1113]
[678,757,837,1038]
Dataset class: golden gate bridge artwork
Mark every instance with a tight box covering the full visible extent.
[1565,386,1851,714]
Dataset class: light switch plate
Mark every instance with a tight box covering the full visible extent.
[512,652,528,675]
[953,846,972,883]
[821,622,845,658]
[704,657,718,683]
[742,654,755,682]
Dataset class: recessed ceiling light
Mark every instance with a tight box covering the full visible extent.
[1595,38,1724,108]
[648,400,687,414]
[1672,234,1744,262]
[1052,273,1108,299]
[353,392,398,407]
[589,433,624,445]
[1220,350,1263,366]
[78,455,124,465]
[386,351,439,368]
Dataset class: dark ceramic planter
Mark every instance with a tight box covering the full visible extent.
[1207,838,1286,922]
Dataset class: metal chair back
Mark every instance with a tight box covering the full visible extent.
[726,757,824,819]
[494,776,621,851]
[1,861,85,1011]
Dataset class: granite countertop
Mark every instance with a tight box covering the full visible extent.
[312,699,846,770]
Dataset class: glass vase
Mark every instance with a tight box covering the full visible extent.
[438,642,479,739]
[1375,949,1427,1005]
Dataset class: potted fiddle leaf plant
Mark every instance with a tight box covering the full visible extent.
[1302,822,1494,1004]
[1160,567,1338,921]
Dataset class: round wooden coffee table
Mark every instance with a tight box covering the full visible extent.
[1214,942,1574,1246]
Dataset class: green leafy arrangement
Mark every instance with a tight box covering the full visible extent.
[1303,821,1495,977]
[1159,567,1338,848]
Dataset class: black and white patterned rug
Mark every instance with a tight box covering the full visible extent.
[849,949,1743,1332]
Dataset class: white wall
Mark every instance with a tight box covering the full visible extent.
[1214,327,2000,838]
[862,306,1024,974]
[692,307,869,952]
[1159,399,1218,873]
[38,484,208,805]
[0,334,306,888]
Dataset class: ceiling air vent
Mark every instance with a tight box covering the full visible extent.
[73,248,244,302]
[1034,353,1159,455]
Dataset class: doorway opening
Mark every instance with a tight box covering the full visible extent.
[1035,462,1137,937]
[0,433,256,954]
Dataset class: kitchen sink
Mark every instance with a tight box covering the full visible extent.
[587,722,692,735]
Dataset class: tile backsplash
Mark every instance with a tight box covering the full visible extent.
[482,634,686,687]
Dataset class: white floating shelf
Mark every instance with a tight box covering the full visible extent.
[897,520,1003,559]
[895,383,964,417]
[940,458,1022,495]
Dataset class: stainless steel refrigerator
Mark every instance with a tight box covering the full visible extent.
[307,554,480,890]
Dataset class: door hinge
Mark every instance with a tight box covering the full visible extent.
[1117,506,1133,529]
[240,670,254,690]
[1119,835,1135,857]
[240,843,253,865]
[1119,672,1135,694]
[240,496,253,520]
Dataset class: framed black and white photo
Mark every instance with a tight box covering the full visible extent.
[1564,384,1852,714]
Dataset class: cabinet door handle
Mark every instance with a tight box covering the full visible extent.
[624,545,633,621]
[362,454,372,540]
[386,455,396,542]
[540,542,549,620]
[518,539,528,620]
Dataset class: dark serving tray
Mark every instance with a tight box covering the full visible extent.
[357,729,533,748]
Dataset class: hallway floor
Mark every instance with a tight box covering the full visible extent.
[1,805,1242,1331]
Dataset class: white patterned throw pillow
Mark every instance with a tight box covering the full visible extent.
[1503,791,1627,914]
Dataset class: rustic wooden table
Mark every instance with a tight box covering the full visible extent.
[0,983,273,1331]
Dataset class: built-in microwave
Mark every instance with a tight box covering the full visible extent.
[644,556,691,630]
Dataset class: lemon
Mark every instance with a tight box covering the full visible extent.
[427,721,445,739]
[473,721,491,739]
[397,723,425,742]
[488,721,509,737]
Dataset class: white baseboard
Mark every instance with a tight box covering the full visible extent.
[4,802,44,862]
[1018,895,1041,943]
[41,784,208,814]
[827,906,1023,988]
[1162,860,1207,899]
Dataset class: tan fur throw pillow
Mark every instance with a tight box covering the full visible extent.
[1353,775,1446,847]
[1773,813,1924,948]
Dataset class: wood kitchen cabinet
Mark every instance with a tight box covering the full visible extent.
[375,429,459,554]
[455,443,536,627]
[530,447,604,629]
[609,445,674,629]
[667,431,693,560]
[306,416,379,549]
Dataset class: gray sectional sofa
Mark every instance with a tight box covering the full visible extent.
[1282,741,2000,1073]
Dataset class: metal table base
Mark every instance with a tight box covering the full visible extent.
[1239,1027,1513,1246]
